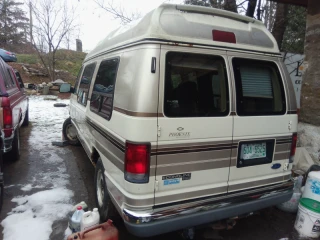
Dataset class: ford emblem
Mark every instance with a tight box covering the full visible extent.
[271,163,281,169]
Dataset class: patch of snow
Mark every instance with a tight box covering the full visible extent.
[2,188,73,240]
[4,185,15,189]
[21,184,32,191]
[21,184,45,192]
[298,122,320,163]
[1,96,74,240]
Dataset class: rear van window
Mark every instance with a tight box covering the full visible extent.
[232,58,286,116]
[164,52,229,117]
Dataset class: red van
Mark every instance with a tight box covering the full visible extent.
[0,57,28,160]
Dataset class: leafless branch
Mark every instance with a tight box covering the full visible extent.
[30,0,79,81]
[94,0,141,24]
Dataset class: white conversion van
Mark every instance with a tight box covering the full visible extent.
[67,4,298,237]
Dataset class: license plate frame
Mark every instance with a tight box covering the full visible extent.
[237,139,275,168]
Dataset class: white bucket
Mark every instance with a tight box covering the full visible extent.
[295,202,320,238]
[302,171,320,202]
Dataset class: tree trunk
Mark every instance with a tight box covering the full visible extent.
[246,0,257,18]
[271,3,289,51]
[299,0,320,125]
[223,0,237,13]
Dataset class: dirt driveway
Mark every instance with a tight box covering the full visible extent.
[0,96,306,240]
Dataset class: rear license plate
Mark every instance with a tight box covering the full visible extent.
[240,142,266,160]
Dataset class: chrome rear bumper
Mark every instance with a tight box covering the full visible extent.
[123,180,294,237]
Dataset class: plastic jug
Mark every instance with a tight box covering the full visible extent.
[67,220,118,240]
[68,201,88,230]
[81,208,100,231]
[71,201,88,212]
[70,206,85,233]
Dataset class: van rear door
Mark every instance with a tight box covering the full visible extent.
[155,46,233,206]
[227,52,294,193]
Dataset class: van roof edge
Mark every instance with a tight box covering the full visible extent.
[174,4,263,26]
[84,39,281,63]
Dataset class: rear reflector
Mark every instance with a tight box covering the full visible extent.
[289,133,298,163]
[212,30,236,43]
[125,142,150,183]
[2,97,13,137]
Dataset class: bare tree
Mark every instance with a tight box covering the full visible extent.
[246,0,257,17]
[271,3,288,51]
[209,0,223,8]
[263,0,277,31]
[30,0,78,81]
[224,0,238,13]
[300,0,320,125]
[94,0,141,24]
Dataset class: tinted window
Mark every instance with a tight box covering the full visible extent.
[15,71,24,87]
[7,69,16,86]
[90,58,119,120]
[77,63,96,106]
[233,58,286,116]
[0,60,13,89]
[74,66,83,94]
[164,52,229,117]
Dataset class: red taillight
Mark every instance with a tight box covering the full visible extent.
[212,30,236,44]
[5,52,11,55]
[124,142,150,183]
[289,133,298,163]
[2,97,13,137]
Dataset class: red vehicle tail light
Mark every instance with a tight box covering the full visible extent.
[289,133,297,163]
[2,97,13,137]
[124,142,150,183]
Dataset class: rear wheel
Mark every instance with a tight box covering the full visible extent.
[62,118,80,146]
[22,108,29,126]
[8,127,20,161]
[94,158,119,222]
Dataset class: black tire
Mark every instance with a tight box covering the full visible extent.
[62,118,80,146]
[54,103,68,107]
[94,158,119,222]
[22,107,29,126]
[7,127,20,161]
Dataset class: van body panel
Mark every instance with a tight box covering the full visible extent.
[155,45,233,205]
[278,60,297,111]
[111,45,160,114]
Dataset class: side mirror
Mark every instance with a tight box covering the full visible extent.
[59,83,71,93]
[20,82,24,88]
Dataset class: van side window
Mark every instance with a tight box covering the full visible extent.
[232,58,286,116]
[90,58,119,120]
[74,66,84,95]
[78,63,96,106]
[164,52,229,118]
